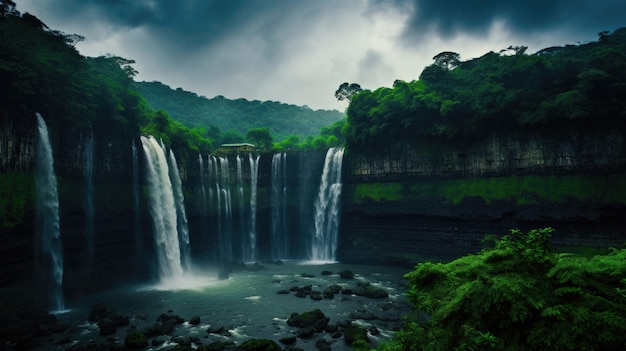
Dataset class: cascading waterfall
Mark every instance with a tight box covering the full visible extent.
[217,157,233,263]
[168,148,191,270]
[244,153,260,262]
[83,131,94,261]
[35,113,64,311]
[271,153,288,260]
[311,148,345,262]
[140,136,183,280]
[198,154,207,210]
[236,155,245,262]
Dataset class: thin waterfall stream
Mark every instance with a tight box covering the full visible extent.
[35,113,65,311]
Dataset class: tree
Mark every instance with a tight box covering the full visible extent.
[335,82,362,102]
[432,51,460,71]
[245,127,273,148]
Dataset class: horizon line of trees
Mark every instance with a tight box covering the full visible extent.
[341,27,626,153]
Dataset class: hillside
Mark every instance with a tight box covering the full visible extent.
[344,27,626,153]
[134,81,345,140]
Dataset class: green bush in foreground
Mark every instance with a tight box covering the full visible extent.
[381,228,626,351]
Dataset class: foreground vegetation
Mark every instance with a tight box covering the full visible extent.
[377,228,626,351]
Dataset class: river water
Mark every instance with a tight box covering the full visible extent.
[42,261,410,351]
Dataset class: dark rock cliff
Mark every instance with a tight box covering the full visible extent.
[338,134,626,266]
[2,114,626,301]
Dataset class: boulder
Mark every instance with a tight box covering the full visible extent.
[352,282,388,299]
[237,339,281,351]
[97,318,117,335]
[189,316,201,325]
[124,330,148,349]
[343,325,369,345]
[279,335,297,345]
[287,309,329,332]
[339,270,354,279]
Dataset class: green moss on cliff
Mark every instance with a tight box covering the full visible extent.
[353,182,404,203]
[443,174,626,205]
[351,174,626,207]
[0,173,35,229]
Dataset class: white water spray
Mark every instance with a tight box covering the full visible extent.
[140,136,183,279]
[168,148,191,270]
[311,148,345,262]
[271,153,288,260]
[35,113,64,311]
[245,153,260,262]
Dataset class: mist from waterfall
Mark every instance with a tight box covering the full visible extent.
[83,131,94,262]
[311,148,345,262]
[35,113,64,311]
[244,153,260,262]
[140,136,183,280]
[168,148,191,270]
[271,153,288,260]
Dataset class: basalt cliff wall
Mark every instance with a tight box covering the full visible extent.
[338,134,626,266]
[2,113,626,302]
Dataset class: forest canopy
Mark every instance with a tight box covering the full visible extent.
[343,27,626,153]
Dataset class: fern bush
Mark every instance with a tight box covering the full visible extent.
[386,228,626,351]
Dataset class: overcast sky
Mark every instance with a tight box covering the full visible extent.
[17,0,626,111]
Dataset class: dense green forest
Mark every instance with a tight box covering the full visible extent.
[0,3,214,160]
[134,81,344,143]
[0,2,342,158]
[376,228,626,351]
[344,28,626,153]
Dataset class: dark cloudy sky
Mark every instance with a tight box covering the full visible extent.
[17,0,626,111]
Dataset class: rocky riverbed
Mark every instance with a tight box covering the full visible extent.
[21,262,410,351]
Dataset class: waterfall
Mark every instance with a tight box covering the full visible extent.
[271,153,288,260]
[311,148,345,262]
[35,113,64,311]
[168,148,191,270]
[216,157,233,264]
[236,155,245,262]
[140,136,183,280]
[198,154,207,210]
[83,131,94,261]
[244,153,260,262]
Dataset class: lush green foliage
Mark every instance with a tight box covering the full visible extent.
[134,81,345,141]
[344,28,626,152]
[0,8,212,159]
[346,174,626,207]
[382,228,626,351]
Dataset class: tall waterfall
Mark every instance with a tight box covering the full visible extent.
[168,148,191,270]
[35,113,64,311]
[311,148,345,262]
[271,153,288,260]
[244,153,260,262]
[236,155,245,262]
[83,131,94,261]
[198,154,207,210]
[140,136,183,280]
[216,157,233,263]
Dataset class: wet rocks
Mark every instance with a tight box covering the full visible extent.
[352,282,389,299]
[124,330,148,349]
[88,303,129,335]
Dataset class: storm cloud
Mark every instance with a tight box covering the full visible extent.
[17,0,626,110]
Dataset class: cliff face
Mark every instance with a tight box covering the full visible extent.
[2,113,626,300]
[338,133,626,266]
